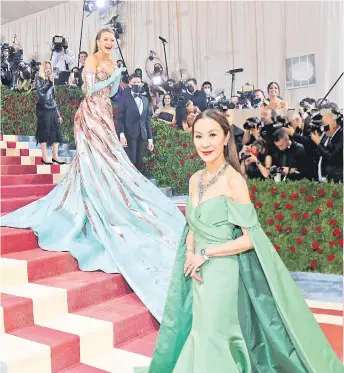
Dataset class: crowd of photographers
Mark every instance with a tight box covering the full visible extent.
[2,37,342,184]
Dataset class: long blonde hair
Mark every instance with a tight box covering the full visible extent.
[39,61,51,80]
[93,28,115,54]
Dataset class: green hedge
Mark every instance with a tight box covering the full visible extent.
[1,85,342,274]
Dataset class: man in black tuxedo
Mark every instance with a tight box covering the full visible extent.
[116,73,154,171]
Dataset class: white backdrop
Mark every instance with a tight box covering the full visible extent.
[2,0,343,106]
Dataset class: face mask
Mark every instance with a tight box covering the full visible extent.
[154,66,161,74]
[204,88,211,95]
[323,124,330,132]
[132,84,141,94]
[188,85,195,93]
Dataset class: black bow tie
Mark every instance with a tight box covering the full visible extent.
[133,93,142,99]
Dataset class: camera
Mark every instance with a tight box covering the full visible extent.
[259,115,289,141]
[269,165,285,175]
[208,92,233,111]
[52,35,67,52]
[243,117,260,131]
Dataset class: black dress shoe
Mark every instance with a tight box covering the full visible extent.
[52,158,66,165]
[41,159,53,165]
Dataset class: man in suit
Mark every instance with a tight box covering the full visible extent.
[116,73,154,171]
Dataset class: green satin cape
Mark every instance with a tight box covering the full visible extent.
[137,198,343,373]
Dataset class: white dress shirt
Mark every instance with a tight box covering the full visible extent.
[51,49,76,72]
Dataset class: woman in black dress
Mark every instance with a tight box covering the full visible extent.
[35,61,64,165]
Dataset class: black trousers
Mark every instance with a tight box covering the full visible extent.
[125,138,147,171]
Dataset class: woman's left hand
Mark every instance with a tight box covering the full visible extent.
[59,117,63,124]
[184,253,205,282]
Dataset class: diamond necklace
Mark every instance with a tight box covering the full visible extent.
[197,163,229,205]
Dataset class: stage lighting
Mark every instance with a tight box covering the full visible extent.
[96,0,105,8]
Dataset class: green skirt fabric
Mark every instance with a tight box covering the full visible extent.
[136,196,343,373]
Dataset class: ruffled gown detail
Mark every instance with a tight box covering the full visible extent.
[1,68,185,322]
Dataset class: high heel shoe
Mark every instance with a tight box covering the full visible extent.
[41,159,53,165]
[52,158,66,165]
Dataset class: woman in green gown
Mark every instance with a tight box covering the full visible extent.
[136,109,343,373]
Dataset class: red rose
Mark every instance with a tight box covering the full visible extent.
[329,240,336,247]
[291,212,299,220]
[182,143,188,148]
[329,219,337,227]
[301,227,308,235]
[332,190,339,197]
[265,232,271,236]
[175,132,179,137]
[251,186,257,193]
[270,187,277,194]
[250,194,256,201]
[254,201,263,208]
[274,203,281,210]
[178,141,181,145]
[307,196,314,202]
[302,212,309,220]
[317,249,323,254]
[173,175,178,180]
[284,227,292,233]
[267,219,274,225]
[296,237,303,244]
[274,244,280,251]
[318,189,325,197]
[276,225,283,232]
[315,226,322,233]
[276,213,284,221]
[328,254,335,261]
[285,203,293,210]
[312,242,320,249]
[300,187,307,193]
[315,208,322,215]
[281,192,287,199]
[333,228,341,237]
[166,143,171,148]
[310,260,318,269]
[177,150,181,155]
[326,201,334,208]
[162,135,167,140]
[187,173,192,179]
[289,193,299,200]
[179,181,183,185]
[338,238,343,246]
[149,161,155,168]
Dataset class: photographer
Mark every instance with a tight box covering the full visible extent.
[68,67,81,87]
[50,36,75,85]
[35,61,64,165]
[202,81,215,107]
[240,139,271,180]
[271,128,306,181]
[1,45,12,87]
[288,106,343,183]
[185,78,207,112]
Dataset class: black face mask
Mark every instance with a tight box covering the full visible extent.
[154,66,161,74]
[132,84,141,94]
[323,124,330,132]
[136,72,142,78]
[188,85,195,93]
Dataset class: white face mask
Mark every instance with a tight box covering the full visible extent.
[204,88,211,95]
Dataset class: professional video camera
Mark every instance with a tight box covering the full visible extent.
[208,92,232,111]
[52,35,68,52]
[243,117,261,130]
[236,83,254,106]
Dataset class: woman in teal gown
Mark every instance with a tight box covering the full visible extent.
[1,28,185,322]
[136,109,343,373]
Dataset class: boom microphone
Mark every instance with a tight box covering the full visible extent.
[225,68,243,75]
